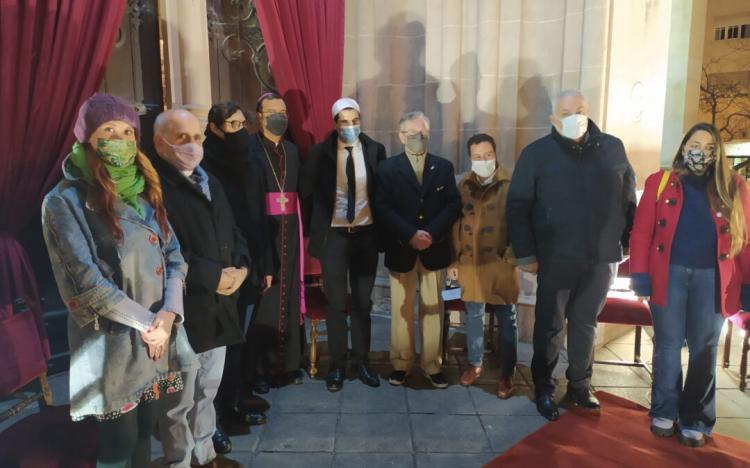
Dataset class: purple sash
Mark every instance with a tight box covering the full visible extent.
[264,192,306,323]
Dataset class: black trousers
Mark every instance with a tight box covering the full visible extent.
[215,290,253,414]
[531,261,613,396]
[97,399,158,468]
[321,226,379,370]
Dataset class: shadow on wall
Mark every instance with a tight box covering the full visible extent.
[350,13,556,169]
[349,14,442,159]
[514,60,554,161]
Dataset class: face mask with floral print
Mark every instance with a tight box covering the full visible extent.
[683,148,716,175]
[96,139,138,167]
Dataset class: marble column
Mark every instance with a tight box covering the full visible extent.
[158,0,213,121]
[660,0,708,167]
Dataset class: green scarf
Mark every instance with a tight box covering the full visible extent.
[69,141,146,218]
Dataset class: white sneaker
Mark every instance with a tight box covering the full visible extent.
[678,428,706,447]
[650,417,675,437]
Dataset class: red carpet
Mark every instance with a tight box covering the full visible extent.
[0,405,96,468]
[485,392,750,468]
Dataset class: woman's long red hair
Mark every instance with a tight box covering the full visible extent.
[84,145,171,241]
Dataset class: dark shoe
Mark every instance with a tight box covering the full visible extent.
[212,428,232,454]
[191,456,242,468]
[536,394,560,421]
[287,369,304,385]
[678,430,706,448]
[326,368,345,392]
[253,377,271,394]
[496,377,513,399]
[388,370,407,386]
[239,393,271,413]
[240,410,267,426]
[220,407,266,427]
[566,387,601,411]
[353,364,381,387]
[424,372,449,389]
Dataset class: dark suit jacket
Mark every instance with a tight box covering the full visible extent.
[152,155,248,353]
[302,131,386,258]
[374,152,461,273]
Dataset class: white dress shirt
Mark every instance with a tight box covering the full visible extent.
[331,138,372,227]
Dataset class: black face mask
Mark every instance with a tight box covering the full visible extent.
[265,114,289,136]
[223,128,252,151]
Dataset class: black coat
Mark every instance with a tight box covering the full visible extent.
[246,134,301,278]
[301,131,387,258]
[505,120,637,265]
[202,132,266,297]
[374,152,462,273]
[152,155,248,354]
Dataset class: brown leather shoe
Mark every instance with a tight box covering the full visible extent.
[460,367,482,386]
[496,377,513,399]
[191,456,242,468]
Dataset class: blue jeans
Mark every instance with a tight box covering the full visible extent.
[650,265,725,435]
[465,302,517,377]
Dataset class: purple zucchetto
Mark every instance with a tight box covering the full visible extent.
[73,93,140,143]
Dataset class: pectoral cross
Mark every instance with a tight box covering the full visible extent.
[277,192,289,211]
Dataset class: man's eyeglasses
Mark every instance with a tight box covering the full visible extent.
[400,131,427,138]
[224,120,246,130]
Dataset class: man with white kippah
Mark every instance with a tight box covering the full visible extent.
[302,97,386,392]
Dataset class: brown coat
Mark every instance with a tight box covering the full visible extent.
[452,167,519,305]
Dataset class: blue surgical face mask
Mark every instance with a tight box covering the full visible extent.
[339,125,361,144]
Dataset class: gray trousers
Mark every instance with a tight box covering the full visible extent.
[158,346,226,467]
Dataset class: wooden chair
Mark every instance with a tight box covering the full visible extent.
[594,259,653,376]
[304,247,325,378]
[722,311,750,391]
[1,301,53,423]
[0,373,53,423]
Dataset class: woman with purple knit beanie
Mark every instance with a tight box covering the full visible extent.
[42,93,197,467]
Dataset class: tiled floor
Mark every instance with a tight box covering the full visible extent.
[2,314,749,467]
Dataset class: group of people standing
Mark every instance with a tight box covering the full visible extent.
[41,87,750,467]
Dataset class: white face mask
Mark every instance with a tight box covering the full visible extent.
[559,114,588,140]
[471,159,496,180]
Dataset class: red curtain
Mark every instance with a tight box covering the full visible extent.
[0,0,126,382]
[255,0,345,157]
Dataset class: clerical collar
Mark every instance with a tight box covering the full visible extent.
[260,132,283,149]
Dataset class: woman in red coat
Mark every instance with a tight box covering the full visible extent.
[630,122,750,447]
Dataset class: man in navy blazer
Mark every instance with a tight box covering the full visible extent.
[374,111,461,388]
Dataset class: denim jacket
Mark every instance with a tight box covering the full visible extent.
[42,154,197,419]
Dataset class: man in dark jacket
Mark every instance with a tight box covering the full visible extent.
[302,98,386,392]
[506,90,636,421]
[374,111,462,389]
[152,109,246,468]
